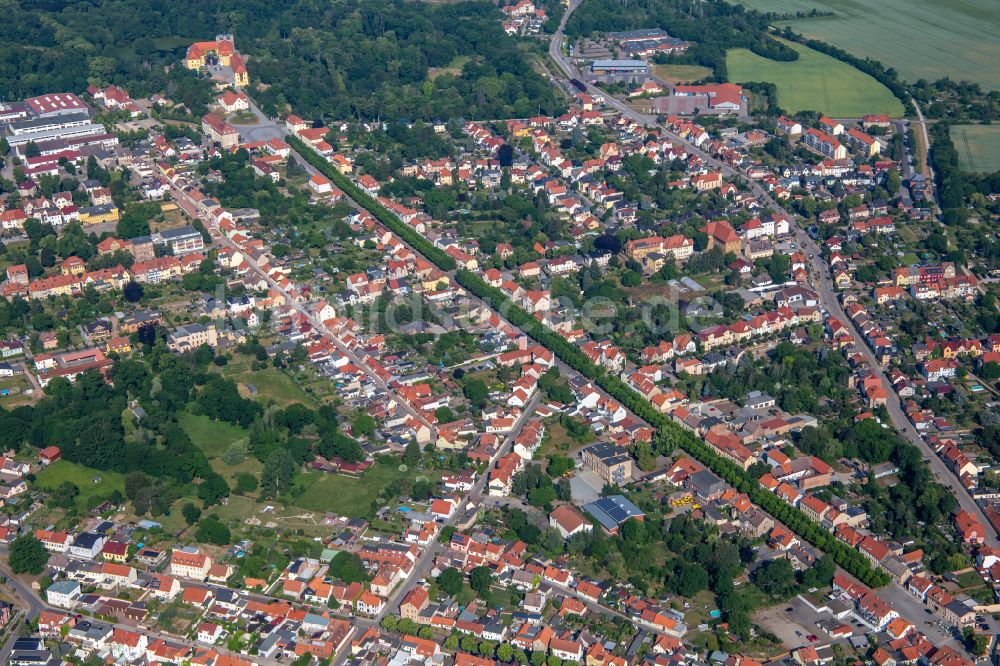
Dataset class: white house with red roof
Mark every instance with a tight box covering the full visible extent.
[218,90,250,114]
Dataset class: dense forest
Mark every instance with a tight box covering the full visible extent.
[0,0,561,121]
[250,1,562,120]
[564,0,797,81]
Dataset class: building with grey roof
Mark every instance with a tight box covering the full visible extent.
[582,495,645,534]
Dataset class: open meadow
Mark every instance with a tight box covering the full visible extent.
[726,39,904,117]
[730,0,1000,89]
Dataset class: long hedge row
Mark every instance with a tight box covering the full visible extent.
[455,271,890,587]
[289,136,889,588]
[287,136,458,272]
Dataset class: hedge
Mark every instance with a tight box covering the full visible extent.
[289,136,890,588]
[454,271,889,587]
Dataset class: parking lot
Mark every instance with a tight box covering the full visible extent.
[752,596,838,650]
[569,469,603,504]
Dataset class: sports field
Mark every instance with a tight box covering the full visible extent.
[726,40,904,117]
[951,125,1000,173]
[731,0,1000,89]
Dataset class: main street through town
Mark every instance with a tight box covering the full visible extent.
[549,7,1000,550]
[153,34,977,659]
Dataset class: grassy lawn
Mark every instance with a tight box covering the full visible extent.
[218,357,314,408]
[292,461,439,519]
[951,125,1000,172]
[227,111,259,125]
[35,461,125,511]
[0,375,36,408]
[726,39,905,117]
[178,412,250,458]
[429,55,471,80]
[729,0,1000,89]
[955,569,987,589]
[652,64,713,83]
[536,418,593,459]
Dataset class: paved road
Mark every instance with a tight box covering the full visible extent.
[0,559,284,665]
[549,0,1000,549]
[231,99,286,145]
[789,219,1000,549]
[0,560,42,664]
[165,181,438,438]
[880,581,962,649]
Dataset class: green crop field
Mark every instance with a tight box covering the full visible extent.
[652,64,713,83]
[730,0,1000,89]
[951,125,1000,173]
[727,39,904,117]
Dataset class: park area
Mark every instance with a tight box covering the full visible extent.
[726,39,904,117]
[731,0,1000,89]
[951,125,1000,173]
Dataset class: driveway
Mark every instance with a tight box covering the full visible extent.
[570,470,603,504]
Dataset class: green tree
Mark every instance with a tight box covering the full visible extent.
[8,534,49,574]
[181,503,202,525]
[470,565,493,596]
[752,559,798,598]
[352,412,376,437]
[222,440,249,465]
[437,567,463,596]
[403,440,422,466]
[546,454,574,478]
[435,406,456,423]
[329,551,368,583]
[123,282,144,303]
[195,515,231,545]
[463,378,488,409]
[260,448,297,496]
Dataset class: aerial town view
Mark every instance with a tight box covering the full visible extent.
[0,0,998,665]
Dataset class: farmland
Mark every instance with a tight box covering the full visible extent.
[652,63,713,83]
[730,0,1000,89]
[726,39,904,117]
[951,125,1000,173]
